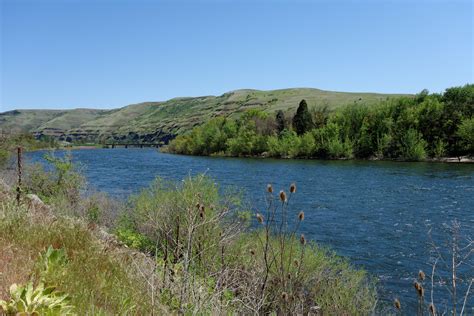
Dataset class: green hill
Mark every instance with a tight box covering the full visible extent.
[0,88,410,143]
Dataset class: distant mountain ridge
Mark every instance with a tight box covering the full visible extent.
[0,88,411,143]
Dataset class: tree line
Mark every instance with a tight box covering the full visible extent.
[167,84,473,161]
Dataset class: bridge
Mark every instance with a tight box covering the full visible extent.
[103,143,163,148]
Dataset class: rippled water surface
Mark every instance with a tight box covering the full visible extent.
[26,148,474,312]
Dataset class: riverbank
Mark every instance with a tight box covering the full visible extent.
[0,156,378,315]
[162,146,474,164]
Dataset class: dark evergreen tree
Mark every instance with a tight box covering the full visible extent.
[275,110,286,135]
[292,99,313,135]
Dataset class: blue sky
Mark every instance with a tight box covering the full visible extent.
[1,0,472,111]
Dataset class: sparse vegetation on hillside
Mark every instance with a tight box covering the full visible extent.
[0,88,408,144]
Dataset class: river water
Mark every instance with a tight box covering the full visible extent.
[26,148,474,312]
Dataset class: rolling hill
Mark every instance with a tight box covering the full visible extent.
[0,88,410,143]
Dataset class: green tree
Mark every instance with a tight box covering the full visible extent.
[457,117,474,155]
[292,100,313,135]
[275,110,286,135]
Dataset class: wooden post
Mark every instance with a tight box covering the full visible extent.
[16,147,22,205]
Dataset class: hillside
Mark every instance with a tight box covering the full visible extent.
[0,88,410,143]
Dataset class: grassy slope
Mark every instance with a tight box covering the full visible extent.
[0,109,106,135]
[0,110,63,134]
[0,88,410,139]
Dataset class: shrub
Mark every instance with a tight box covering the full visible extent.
[23,152,84,206]
[399,129,427,161]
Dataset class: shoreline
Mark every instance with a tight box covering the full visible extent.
[28,145,474,164]
[162,149,474,164]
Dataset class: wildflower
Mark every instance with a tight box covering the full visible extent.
[300,234,306,245]
[290,183,296,193]
[394,298,401,310]
[418,270,426,281]
[267,184,273,193]
[298,211,304,221]
[279,190,287,202]
[256,213,264,224]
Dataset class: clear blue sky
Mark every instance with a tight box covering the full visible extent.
[1,0,472,111]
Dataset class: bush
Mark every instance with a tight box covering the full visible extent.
[399,129,427,161]
[23,152,84,206]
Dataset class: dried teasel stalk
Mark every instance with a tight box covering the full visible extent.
[414,281,424,297]
[290,183,296,193]
[300,234,306,245]
[298,211,304,221]
[418,270,426,281]
[394,298,401,309]
[267,184,273,193]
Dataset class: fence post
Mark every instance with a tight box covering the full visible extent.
[16,147,22,205]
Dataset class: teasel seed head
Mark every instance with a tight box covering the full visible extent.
[414,281,421,291]
[298,211,305,221]
[394,298,401,310]
[256,213,264,224]
[429,303,436,315]
[418,270,426,281]
[294,259,299,267]
[300,234,306,245]
[279,190,287,202]
[267,184,273,193]
[290,183,296,193]
[250,249,255,256]
[414,282,424,297]
[287,273,291,280]
[281,292,288,302]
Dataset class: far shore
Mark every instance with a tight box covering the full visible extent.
[26,145,474,164]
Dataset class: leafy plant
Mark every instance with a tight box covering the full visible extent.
[38,246,68,279]
[0,282,75,315]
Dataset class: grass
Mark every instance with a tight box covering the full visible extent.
[0,197,158,314]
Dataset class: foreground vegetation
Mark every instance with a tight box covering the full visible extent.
[167,84,473,161]
[0,154,377,314]
[0,133,58,168]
